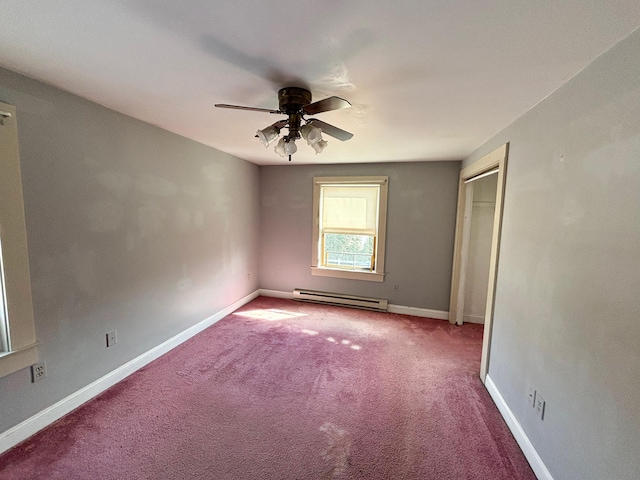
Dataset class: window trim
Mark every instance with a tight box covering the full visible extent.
[311,176,388,282]
[0,102,38,379]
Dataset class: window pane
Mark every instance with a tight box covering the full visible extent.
[324,233,374,270]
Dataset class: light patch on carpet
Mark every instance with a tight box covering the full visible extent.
[302,329,319,336]
[320,422,351,478]
[233,309,307,321]
[327,337,362,351]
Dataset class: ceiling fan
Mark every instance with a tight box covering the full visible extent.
[215,87,353,161]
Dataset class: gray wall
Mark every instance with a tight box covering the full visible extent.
[463,28,640,480]
[259,162,460,310]
[0,67,260,433]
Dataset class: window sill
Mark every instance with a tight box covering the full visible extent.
[311,267,385,282]
[0,343,39,379]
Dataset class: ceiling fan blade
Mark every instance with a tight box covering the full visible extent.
[215,104,280,114]
[302,96,351,115]
[307,119,354,141]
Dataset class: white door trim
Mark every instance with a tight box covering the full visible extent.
[449,144,508,382]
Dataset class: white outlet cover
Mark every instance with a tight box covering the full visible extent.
[106,331,117,347]
[31,362,46,382]
[536,394,546,420]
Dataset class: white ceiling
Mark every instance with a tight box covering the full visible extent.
[1,1,640,165]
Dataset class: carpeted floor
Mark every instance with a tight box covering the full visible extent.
[0,296,536,479]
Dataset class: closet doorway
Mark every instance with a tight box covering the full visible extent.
[449,144,508,382]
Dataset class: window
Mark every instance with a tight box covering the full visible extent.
[0,102,38,379]
[311,176,388,282]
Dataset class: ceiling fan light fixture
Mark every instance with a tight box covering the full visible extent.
[256,124,281,147]
[216,87,353,161]
[311,139,328,154]
[283,138,297,155]
[300,123,323,145]
[274,137,287,157]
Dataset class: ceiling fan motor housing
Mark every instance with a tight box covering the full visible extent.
[278,87,311,140]
[278,87,312,113]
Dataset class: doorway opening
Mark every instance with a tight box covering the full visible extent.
[449,144,508,382]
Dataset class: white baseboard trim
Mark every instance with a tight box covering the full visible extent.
[485,374,554,480]
[258,289,294,299]
[0,290,260,455]
[463,314,485,324]
[259,290,449,320]
[258,290,449,321]
[387,304,449,320]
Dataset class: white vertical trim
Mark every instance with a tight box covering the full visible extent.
[0,290,259,455]
[479,146,508,380]
[485,374,554,480]
[455,181,474,325]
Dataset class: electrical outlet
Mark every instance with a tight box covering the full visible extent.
[106,330,117,348]
[31,362,46,382]
[528,387,536,407]
[535,393,546,420]
[394,284,400,291]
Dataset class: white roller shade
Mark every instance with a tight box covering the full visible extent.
[321,185,379,235]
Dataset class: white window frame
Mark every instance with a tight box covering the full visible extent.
[311,176,388,282]
[0,102,38,379]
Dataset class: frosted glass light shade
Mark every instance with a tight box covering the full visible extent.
[274,137,287,157]
[284,139,297,155]
[256,125,280,147]
[301,124,322,145]
[311,139,328,154]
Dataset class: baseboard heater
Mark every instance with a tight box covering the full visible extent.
[292,289,388,312]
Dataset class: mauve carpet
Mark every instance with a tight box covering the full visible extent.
[0,296,536,479]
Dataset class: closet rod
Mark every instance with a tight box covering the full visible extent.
[464,167,499,184]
